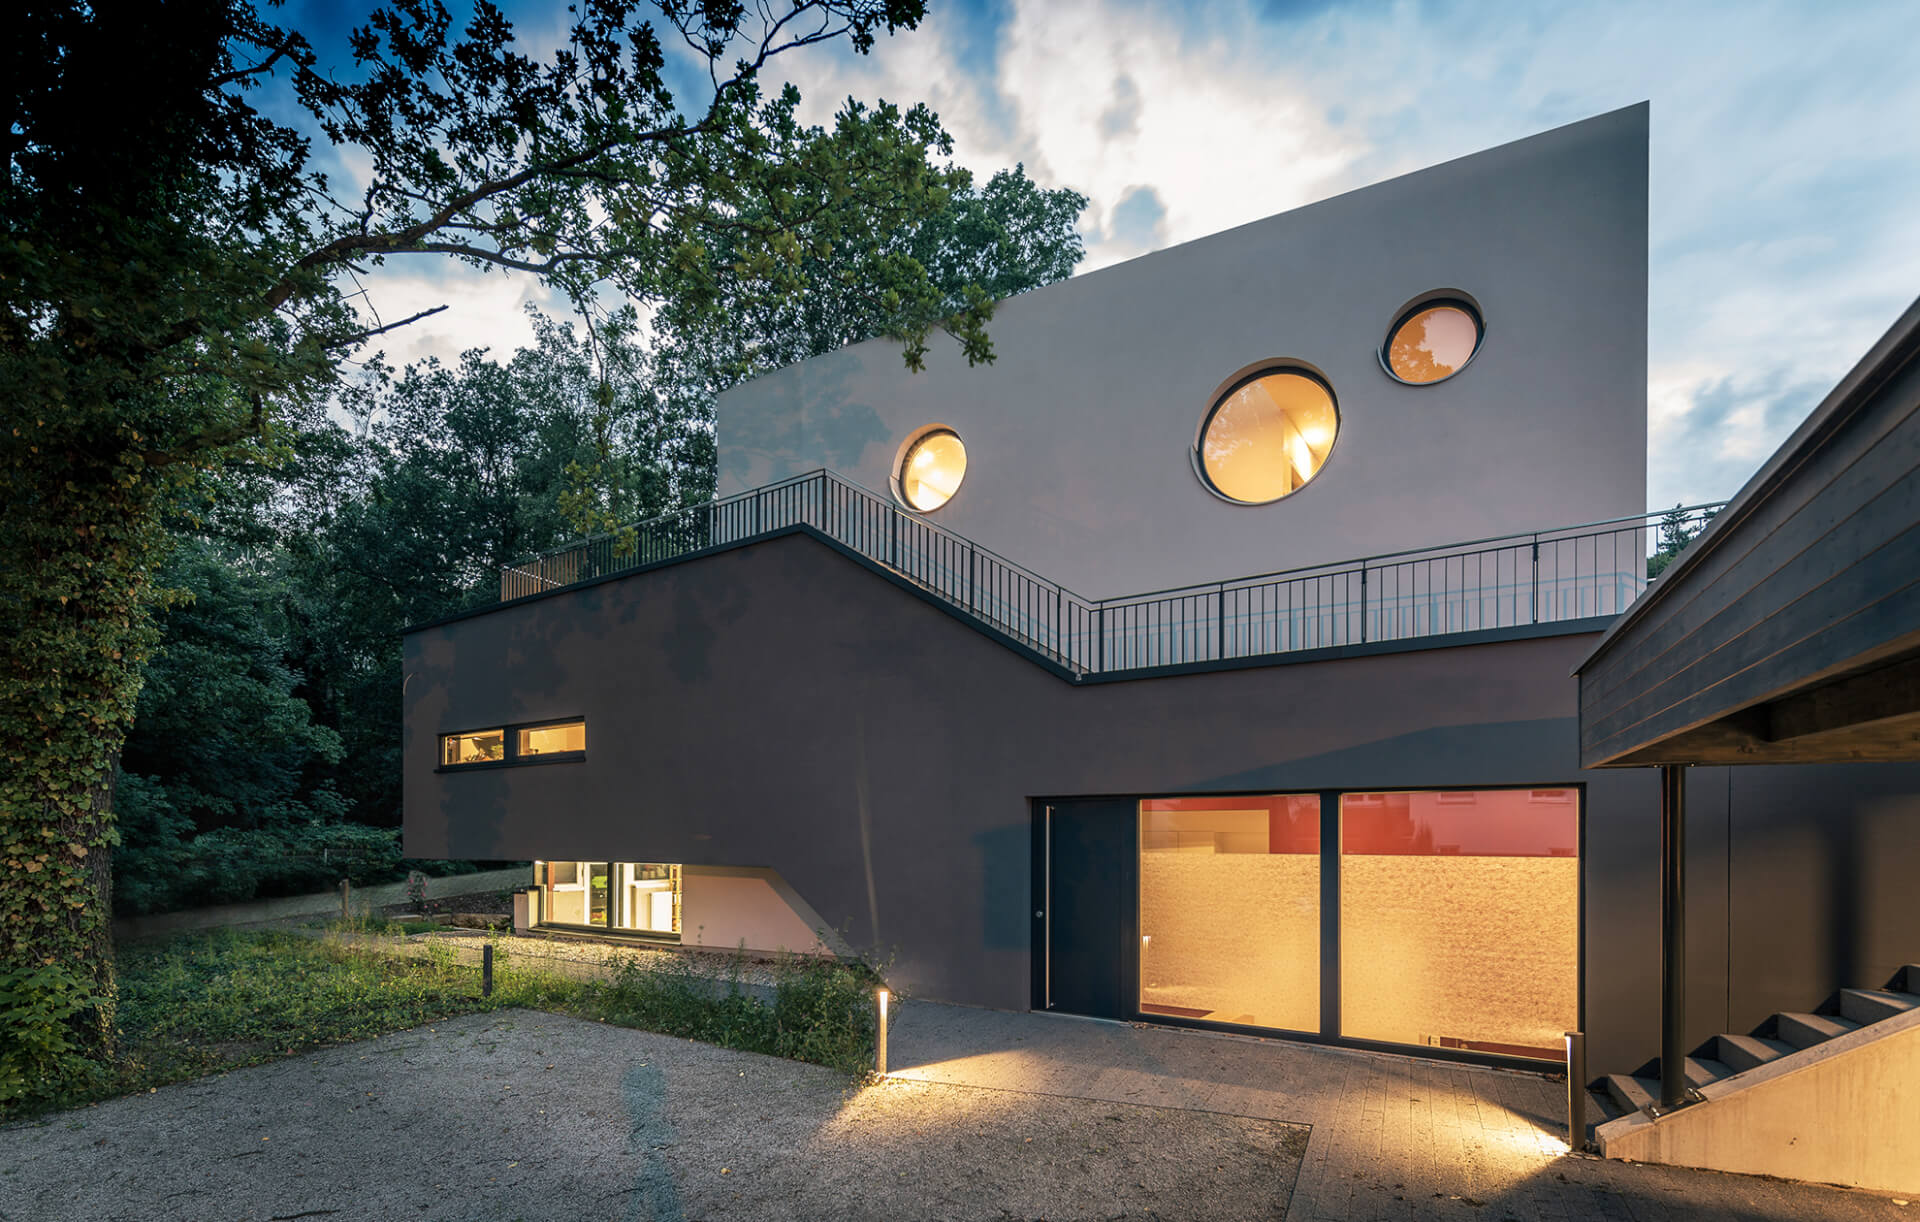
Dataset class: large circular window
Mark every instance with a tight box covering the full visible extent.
[897,427,967,511]
[1382,298,1483,384]
[1196,369,1339,504]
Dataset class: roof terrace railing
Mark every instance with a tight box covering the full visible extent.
[498,469,1721,679]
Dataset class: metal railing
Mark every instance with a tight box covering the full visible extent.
[498,470,1721,680]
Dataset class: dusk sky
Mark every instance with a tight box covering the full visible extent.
[288,0,1920,513]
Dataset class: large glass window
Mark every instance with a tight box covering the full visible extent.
[539,860,681,936]
[1139,795,1320,1032]
[898,428,967,511]
[1339,789,1577,1060]
[1196,370,1338,504]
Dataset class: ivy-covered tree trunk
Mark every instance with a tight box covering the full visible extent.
[1,439,171,1090]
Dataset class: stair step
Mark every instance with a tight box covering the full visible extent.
[1604,1072,1657,1114]
[1716,1033,1796,1072]
[1840,987,1920,1025]
[1776,1011,1860,1050]
[1586,1085,1626,1125]
[1684,1056,1734,1088]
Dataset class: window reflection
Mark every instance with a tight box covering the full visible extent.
[1198,371,1338,504]
[1340,789,1576,1060]
[899,428,967,511]
[1139,795,1320,1032]
[1385,302,1482,384]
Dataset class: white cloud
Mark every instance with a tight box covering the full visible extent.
[349,0,1920,514]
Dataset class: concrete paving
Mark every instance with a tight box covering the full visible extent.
[887,1000,1914,1221]
[2,1000,1912,1220]
[0,1008,1307,1222]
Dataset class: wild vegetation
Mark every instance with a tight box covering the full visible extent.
[1,928,883,1119]
[3,0,1083,1100]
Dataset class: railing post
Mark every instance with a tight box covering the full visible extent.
[1531,537,1541,624]
[890,506,899,570]
[754,490,762,537]
[1095,603,1105,673]
[1359,564,1369,644]
[968,543,977,611]
[1216,584,1226,661]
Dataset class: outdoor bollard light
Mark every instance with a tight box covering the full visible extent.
[875,988,890,1076]
[1565,1030,1587,1152]
[483,944,494,998]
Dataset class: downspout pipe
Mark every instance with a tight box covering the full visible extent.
[1659,763,1688,1111]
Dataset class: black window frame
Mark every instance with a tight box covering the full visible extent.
[436,716,586,772]
[1191,364,1342,506]
[1378,295,1486,387]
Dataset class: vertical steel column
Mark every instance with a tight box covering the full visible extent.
[1660,763,1688,1111]
[1566,1030,1587,1149]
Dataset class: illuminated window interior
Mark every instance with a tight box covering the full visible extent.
[1197,371,1338,504]
[518,720,585,756]
[1339,788,1576,1060]
[442,729,504,766]
[899,428,967,511]
[1139,795,1320,1032]
[1384,301,1482,384]
[538,860,681,935]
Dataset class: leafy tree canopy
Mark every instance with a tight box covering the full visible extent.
[0,0,1066,1093]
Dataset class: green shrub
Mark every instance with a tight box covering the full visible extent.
[0,964,102,1108]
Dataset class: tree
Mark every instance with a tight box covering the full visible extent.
[1647,503,1718,578]
[1,0,1019,1091]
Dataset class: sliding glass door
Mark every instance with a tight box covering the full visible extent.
[538,860,682,938]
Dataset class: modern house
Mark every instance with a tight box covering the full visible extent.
[402,104,1919,1183]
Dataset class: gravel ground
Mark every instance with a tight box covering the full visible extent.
[0,1008,1307,1222]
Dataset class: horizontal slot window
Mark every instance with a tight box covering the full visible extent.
[442,729,505,766]
[439,718,586,769]
[518,720,585,756]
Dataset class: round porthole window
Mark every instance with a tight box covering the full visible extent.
[1195,368,1339,505]
[1382,298,1483,385]
[896,427,967,512]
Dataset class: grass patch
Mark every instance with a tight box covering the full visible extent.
[3,928,882,1122]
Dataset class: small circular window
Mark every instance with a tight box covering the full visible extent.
[897,427,967,512]
[1196,369,1339,504]
[1383,298,1483,385]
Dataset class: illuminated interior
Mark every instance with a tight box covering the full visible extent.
[1138,795,1320,1031]
[517,720,585,756]
[899,428,967,511]
[1197,371,1338,504]
[1339,789,1577,1060]
[441,728,504,765]
[538,860,681,935]
[1385,302,1482,384]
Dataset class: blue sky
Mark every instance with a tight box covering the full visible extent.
[314,0,1920,512]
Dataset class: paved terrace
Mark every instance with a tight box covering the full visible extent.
[888,1000,1909,1221]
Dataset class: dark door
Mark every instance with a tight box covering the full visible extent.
[1034,799,1137,1019]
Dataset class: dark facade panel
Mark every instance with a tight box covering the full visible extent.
[404,533,1920,1076]
[1580,308,1920,767]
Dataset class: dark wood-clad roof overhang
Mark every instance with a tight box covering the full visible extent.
[1577,295,1920,767]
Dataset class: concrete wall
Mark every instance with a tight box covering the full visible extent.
[403,534,1920,1075]
[1598,1007,1920,1193]
[680,865,833,957]
[715,106,1648,599]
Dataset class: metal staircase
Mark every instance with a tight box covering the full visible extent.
[497,468,1718,682]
